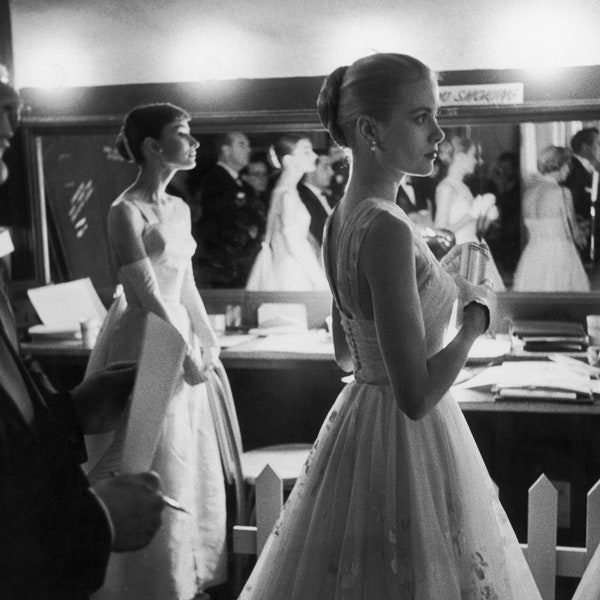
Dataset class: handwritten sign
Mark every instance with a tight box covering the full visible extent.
[439,83,524,106]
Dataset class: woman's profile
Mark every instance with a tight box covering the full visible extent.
[434,136,506,290]
[85,103,226,600]
[238,53,541,599]
[246,133,329,291]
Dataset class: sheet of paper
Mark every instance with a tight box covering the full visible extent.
[87,313,186,480]
[246,331,334,354]
[217,333,258,348]
[257,303,308,330]
[27,277,106,329]
[455,360,592,395]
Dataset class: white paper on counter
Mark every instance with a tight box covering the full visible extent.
[455,360,592,395]
[256,303,308,330]
[27,277,106,330]
[87,313,186,480]
[246,330,334,354]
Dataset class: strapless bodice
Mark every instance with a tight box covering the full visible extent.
[119,220,196,305]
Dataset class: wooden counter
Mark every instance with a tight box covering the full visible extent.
[20,333,600,414]
[21,333,600,547]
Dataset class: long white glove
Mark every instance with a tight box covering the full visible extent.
[119,257,205,385]
[180,262,220,378]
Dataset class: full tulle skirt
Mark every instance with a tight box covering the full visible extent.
[239,381,541,600]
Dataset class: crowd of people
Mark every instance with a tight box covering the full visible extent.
[162,115,600,295]
[3,51,600,600]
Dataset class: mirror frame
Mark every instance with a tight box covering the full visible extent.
[17,68,600,306]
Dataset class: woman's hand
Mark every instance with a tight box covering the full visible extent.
[439,243,463,276]
[200,345,220,377]
[455,276,497,333]
[182,344,220,385]
[182,348,206,385]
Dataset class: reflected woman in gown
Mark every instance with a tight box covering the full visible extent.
[434,137,506,290]
[513,145,589,291]
[239,53,541,600]
[85,103,227,599]
[246,134,329,291]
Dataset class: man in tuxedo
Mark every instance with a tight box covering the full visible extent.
[396,175,435,227]
[566,127,600,261]
[198,132,266,287]
[0,80,165,599]
[298,152,335,248]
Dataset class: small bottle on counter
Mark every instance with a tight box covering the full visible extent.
[225,304,242,330]
[80,317,100,349]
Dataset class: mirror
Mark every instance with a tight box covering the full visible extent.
[20,79,600,297]
[183,119,600,292]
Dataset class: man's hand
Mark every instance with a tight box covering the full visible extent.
[92,472,164,552]
[71,362,137,434]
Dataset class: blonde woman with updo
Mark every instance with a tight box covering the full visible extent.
[85,103,226,600]
[513,145,589,291]
[238,54,540,600]
[434,136,506,290]
[246,133,329,291]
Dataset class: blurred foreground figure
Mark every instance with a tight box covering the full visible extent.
[0,80,164,600]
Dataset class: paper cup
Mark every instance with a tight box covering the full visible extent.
[586,315,600,345]
[208,313,226,333]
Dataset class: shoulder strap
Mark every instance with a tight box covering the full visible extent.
[129,199,160,225]
[324,198,404,319]
[322,205,346,317]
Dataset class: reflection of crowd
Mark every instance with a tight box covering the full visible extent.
[194,132,267,288]
[177,126,600,291]
[183,131,339,289]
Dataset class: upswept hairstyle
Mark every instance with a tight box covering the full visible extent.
[316,53,435,149]
[270,133,310,167]
[116,102,190,164]
[537,145,571,174]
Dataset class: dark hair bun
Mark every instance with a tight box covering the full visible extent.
[317,65,348,148]
[115,131,134,163]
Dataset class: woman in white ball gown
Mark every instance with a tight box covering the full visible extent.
[238,53,541,600]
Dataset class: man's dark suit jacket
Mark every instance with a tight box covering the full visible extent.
[395,182,429,215]
[566,158,593,221]
[297,183,333,246]
[198,164,266,287]
[0,285,111,599]
[566,158,597,259]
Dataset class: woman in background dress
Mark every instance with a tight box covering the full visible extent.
[85,103,227,600]
[239,52,541,600]
[435,136,506,290]
[246,134,329,291]
[513,145,589,291]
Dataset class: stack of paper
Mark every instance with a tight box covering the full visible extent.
[455,360,593,403]
[510,319,587,352]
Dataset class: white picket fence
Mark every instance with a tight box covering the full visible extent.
[234,468,600,600]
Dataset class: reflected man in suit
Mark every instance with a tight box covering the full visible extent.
[396,175,435,229]
[0,79,164,599]
[565,127,600,261]
[198,132,266,287]
[298,152,335,249]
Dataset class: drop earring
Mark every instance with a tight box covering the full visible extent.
[370,139,377,153]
